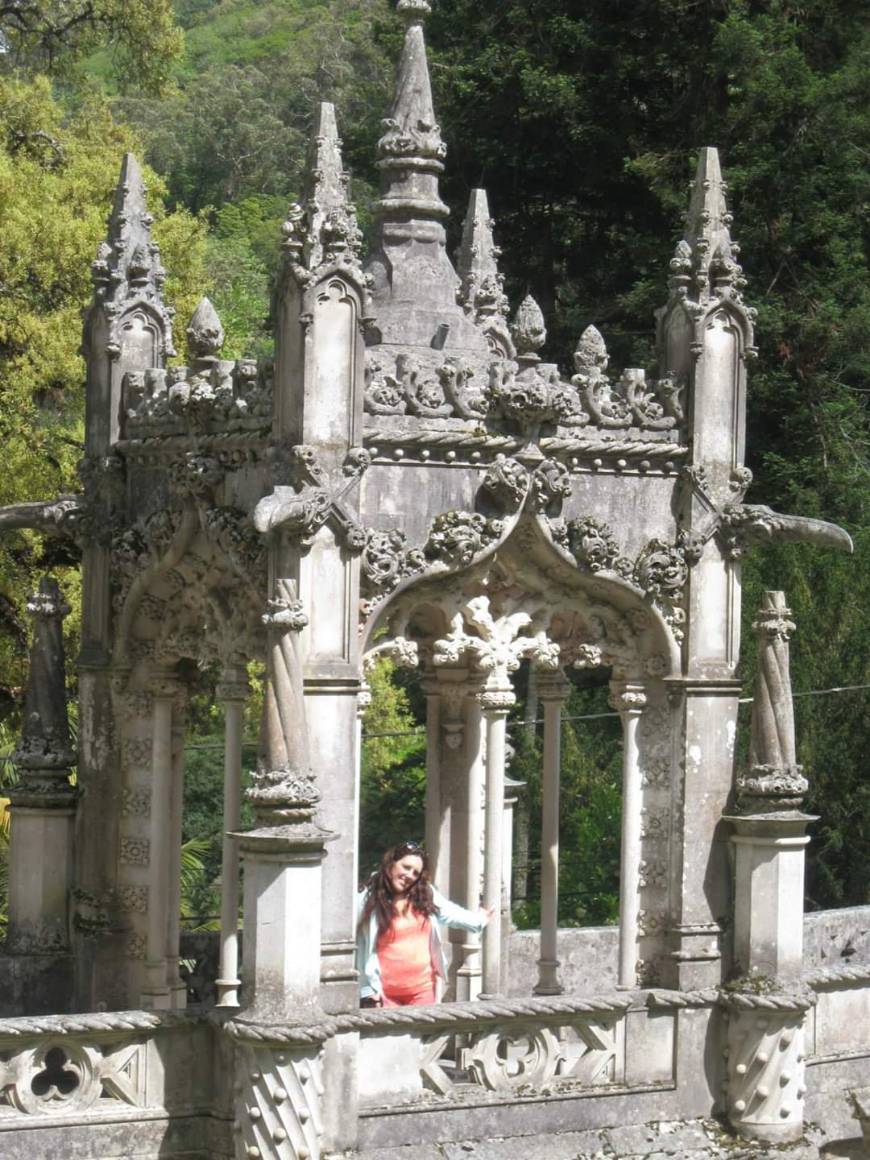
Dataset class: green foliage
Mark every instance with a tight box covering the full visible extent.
[511,677,622,930]
[741,538,870,908]
[0,74,209,705]
[359,660,426,880]
[205,196,287,358]
[0,0,183,93]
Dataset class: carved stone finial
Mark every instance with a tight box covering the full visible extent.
[373,0,448,241]
[282,101,363,278]
[673,146,746,304]
[186,297,224,365]
[85,152,175,363]
[573,325,608,375]
[457,189,508,322]
[378,1,444,167]
[736,590,807,811]
[397,0,431,19]
[511,295,546,358]
[11,577,76,805]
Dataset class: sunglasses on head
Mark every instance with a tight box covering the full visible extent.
[395,840,423,856]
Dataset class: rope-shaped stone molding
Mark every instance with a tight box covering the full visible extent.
[365,430,521,452]
[222,1018,336,1047]
[719,988,817,1013]
[540,438,687,459]
[645,988,720,1009]
[0,1008,198,1041]
[804,963,870,988]
[363,427,688,461]
[222,993,635,1046]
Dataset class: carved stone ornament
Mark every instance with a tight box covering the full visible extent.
[361,528,425,595]
[10,576,76,804]
[721,980,817,1145]
[457,189,509,324]
[571,326,630,428]
[511,295,546,357]
[253,485,331,541]
[85,152,176,364]
[424,510,503,569]
[124,359,273,437]
[565,516,631,577]
[281,102,364,282]
[249,578,321,828]
[531,459,572,514]
[0,1039,147,1116]
[633,539,689,599]
[234,1045,323,1160]
[186,297,224,364]
[433,595,560,686]
[481,455,529,511]
[718,503,853,559]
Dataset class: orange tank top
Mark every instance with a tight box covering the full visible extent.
[377,908,433,996]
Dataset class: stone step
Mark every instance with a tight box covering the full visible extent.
[340,1118,865,1160]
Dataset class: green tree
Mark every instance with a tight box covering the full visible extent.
[359,659,426,880]
[0,0,183,92]
[0,74,208,696]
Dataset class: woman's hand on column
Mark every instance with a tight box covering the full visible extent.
[479,905,495,926]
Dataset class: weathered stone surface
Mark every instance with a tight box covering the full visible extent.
[0,0,862,1156]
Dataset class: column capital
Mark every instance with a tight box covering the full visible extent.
[537,670,571,703]
[150,667,183,701]
[216,668,251,703]
[609,681,647,717]
[479,684,515,716]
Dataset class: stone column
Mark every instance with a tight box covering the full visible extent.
[6,579,76,983]
[423,674,442,879]
[229,580,336,1160]
[167,688,189,1009]
[535,671,570,995]
[723,591,816,1145]
[612,683,647,989]
[442,675,484,1001]
[480,678,514,997]
[216,667,250,1008]
[141,669,178,1009]
[502,773,523,988]
[354,680,371,895]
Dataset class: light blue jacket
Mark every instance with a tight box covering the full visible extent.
[356,887,486,1001]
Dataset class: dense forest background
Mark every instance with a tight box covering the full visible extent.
[0,0,867,929]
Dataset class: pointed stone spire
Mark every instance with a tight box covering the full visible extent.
[670,146,746,304]
[281,102,363,278]
[365,1,491,353]
[377,0,446,180]
[457,189,508,322]
[368,0,455,312]
[88,153,174,360]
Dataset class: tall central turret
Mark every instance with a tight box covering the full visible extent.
[366,0,497,355]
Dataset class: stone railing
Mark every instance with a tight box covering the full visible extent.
[0,1010,203,1122]
[347,993,648,1106]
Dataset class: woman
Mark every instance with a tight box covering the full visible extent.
[356,842,492,1007]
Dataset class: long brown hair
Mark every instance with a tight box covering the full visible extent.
[358,842,436,941]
